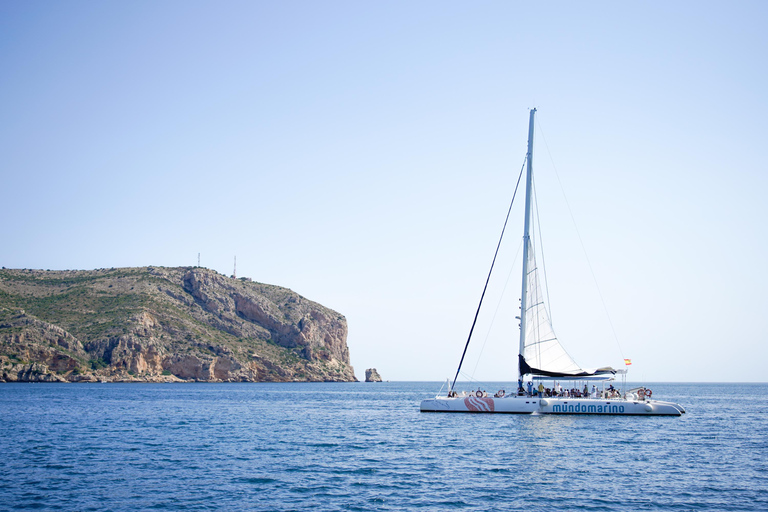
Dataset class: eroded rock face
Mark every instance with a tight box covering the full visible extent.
[166,354,215,380]
[0,312,84,381]
[181,268,351,367]
[4,362,68,382]
[365,368,383,382]
[0,267,356,383]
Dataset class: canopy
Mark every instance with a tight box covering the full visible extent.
[530,373,615,382]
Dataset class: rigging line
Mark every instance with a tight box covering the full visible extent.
[531,176,580,371]
[536,117,625,360]
[529,237,542,368]
[458,371,483,384]
[468,238,523,381]
[528,212,545,370]
[450,157,526,393]
[457,370,494,390]
[532,174,554,325]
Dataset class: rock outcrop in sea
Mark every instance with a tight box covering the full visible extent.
[0,267,356,383]
[365,368,382,382]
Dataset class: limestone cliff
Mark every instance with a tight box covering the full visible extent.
[0,267,356,383]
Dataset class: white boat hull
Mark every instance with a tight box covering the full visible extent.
[420,395,685,416]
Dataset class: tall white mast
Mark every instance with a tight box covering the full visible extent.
[518,108,536,379]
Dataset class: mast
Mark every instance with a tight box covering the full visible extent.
[518,108,536,380]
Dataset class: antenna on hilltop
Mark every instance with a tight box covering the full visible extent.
[233,256,237,279]
[198,253,201,267]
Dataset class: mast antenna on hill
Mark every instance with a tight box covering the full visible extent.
[233,256,237,279]
[198,253,200,267]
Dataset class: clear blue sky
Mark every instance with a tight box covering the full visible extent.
[2,1,766,382]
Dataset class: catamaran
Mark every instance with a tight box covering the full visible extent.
[420,109,685,416]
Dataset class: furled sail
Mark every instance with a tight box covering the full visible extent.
[519,239,615,378]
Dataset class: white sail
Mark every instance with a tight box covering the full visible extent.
[520,235,614,377]
[516,108,613,379]
[521,239,583,375]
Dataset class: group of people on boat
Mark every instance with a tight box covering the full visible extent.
[515,379,624,399]
[451,381,650,401]
[529,383,620,399]
[453,382,650,401]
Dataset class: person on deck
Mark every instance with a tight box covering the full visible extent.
[538,382,545,396]
[526,381,533,397]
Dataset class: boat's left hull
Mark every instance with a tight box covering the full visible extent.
[420,396,685,416]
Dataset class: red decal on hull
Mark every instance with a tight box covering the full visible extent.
[464,397,495,412]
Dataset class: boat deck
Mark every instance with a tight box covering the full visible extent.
[420,394,685,416]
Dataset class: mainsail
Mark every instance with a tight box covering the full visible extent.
[518,238,615,378]
[449,108,615,392]
[517,108,614,379]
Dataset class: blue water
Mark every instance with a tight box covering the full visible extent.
[0,382,766,511]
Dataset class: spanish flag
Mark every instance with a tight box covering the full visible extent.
[624,359,632,366]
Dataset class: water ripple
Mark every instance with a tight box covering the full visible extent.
[0,382,766,511]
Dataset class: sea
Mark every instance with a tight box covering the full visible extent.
[0,382,766,511]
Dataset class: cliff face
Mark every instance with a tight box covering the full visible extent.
[0,267,355,383]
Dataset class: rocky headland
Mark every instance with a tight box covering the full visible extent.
[0,267,355,383]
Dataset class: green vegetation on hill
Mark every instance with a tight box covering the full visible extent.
[0,267,355,383]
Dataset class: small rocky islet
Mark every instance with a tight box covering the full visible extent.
[0,266,356,383]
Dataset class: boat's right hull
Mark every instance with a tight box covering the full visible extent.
[420,396,685,416]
